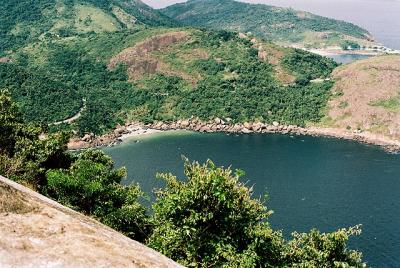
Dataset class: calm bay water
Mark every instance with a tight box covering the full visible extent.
[104,132,400,268]
[329,54,371,64]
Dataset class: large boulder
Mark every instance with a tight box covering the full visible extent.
[181,120,190,127]
[82,134,93,142]
[242,128,252,134]
[243,122,252,130]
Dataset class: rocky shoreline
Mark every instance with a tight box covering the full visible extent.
[68,118,400,153]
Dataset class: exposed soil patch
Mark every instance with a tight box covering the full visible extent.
[324,55,400,139]
[0,57,12,63]
[108,31,192,82]
[256,42,296,84]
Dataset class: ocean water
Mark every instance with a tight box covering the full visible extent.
[104,132,400,267]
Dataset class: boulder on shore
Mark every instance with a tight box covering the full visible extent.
[242,127,252,134]
[181,120,190,127]
[82,134,93,142]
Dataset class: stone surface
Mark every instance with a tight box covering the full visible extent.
[0,176,183,268]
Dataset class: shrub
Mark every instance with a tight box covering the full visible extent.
[148,159,365,267]
[46,150,150,242]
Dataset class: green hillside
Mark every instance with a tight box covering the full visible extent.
[162,0,374,49]
[0,27,337,135]
[0,0,343,137]
[0,0,177,55]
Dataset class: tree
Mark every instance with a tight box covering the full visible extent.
[284,226,365,267]
[0,90,70,188]
[148,159,365,268]
[0,90,24,155]
[46,150,150,242]
[341,41,361,51]
[149,159,281,267]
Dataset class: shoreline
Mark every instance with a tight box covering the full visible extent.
[68,120,400,153]
[304,47,400,57]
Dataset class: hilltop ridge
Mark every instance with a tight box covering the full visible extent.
[0,0,177,55]
[161,0,376,50]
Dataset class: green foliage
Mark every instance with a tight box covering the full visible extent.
[0,93,149,241]
[46,149,150,241]
[168,31,336,126]
[0,0,176,55]
[148,159,284,267]
[162,0,370,48]
[148,159,365,268]
[285,226,365,267]
[2,28,337,134]
[282,49,338,81]
[0,63,82,124]
[0,90,24,155]
[341,40,361,50]
[0,91,71,188]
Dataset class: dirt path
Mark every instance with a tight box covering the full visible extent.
[52,98,86,126]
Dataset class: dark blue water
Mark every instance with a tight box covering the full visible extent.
[104,132,400,268]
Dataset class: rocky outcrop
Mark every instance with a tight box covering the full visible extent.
[0,175,184,268]
[69,119,308,150]
[108,31,193,82]
[148,118,304,136]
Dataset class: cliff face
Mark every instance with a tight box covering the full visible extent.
[0,176,184,268]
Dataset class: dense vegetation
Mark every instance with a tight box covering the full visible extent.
[0,28,337,135]
[162,0,372,49]
[46,149,150,241]
[0,92,366,267]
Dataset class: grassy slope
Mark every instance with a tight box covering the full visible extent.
[161,0,374,49]
[0,0,177,56]
[319,55,400,139]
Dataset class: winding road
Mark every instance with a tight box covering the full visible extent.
[51,98,86,126]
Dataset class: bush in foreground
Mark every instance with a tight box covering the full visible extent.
[46,150,150,242]
[148,159,365,267]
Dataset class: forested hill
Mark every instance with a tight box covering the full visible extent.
[0,0,177,55]
[161,0,374,49]
[0,0,341,136]
[0,26,337,135]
